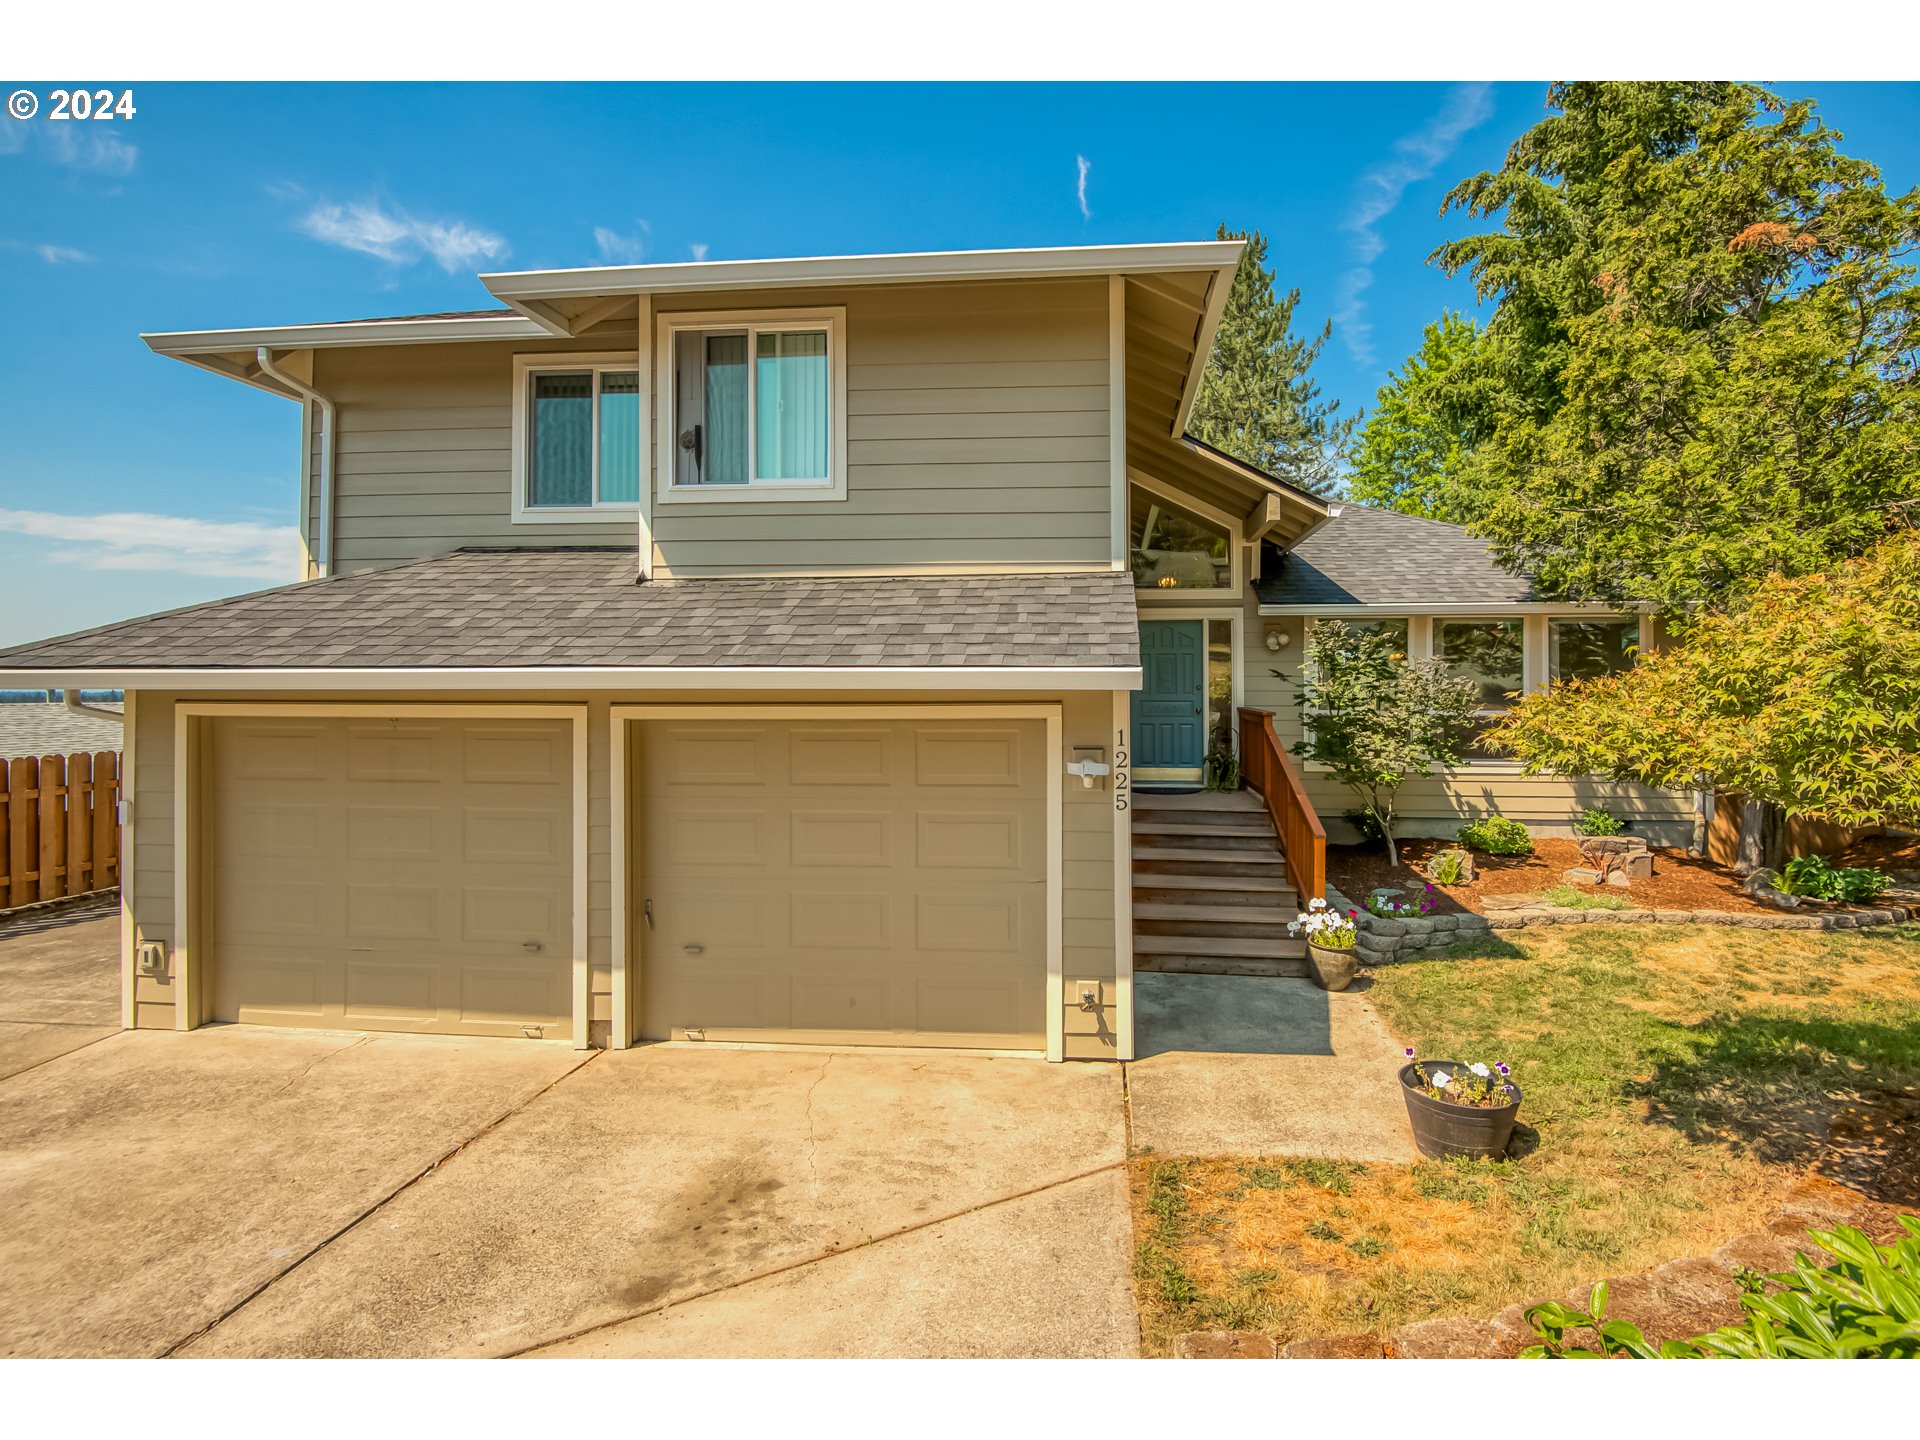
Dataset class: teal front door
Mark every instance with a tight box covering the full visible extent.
[1132,620,1207,776]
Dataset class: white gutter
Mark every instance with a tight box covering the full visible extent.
[63,690,124,724]
[254,348,335,578]
[0,666,1144,694]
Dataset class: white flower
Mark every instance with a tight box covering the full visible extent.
[1308,898,1328,910]
[1429,1069,1452,1088]
[1468,1062,1491,1078]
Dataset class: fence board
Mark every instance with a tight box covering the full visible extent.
[0,748,122,913]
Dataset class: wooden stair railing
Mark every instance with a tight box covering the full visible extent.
[1236,707,1326,903]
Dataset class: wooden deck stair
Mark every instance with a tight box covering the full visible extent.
[1131,790,1308,977]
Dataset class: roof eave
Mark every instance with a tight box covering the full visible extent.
[479,241,1245,307]
[0,665,1143,694]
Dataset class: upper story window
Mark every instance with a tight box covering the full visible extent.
[1550,617,1638,682]
[658,309,847,504]
[1131,488,1232,590]
[511,354,639,521]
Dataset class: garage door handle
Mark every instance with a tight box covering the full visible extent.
[643,899,654,931]
[683,943,704,955]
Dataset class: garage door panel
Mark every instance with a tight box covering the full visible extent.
[204,715,573,1040]
[669,808,770,866]
[657,727,770,785]
[790,974,890,1031]
[790,728,892,786]
[345,725,443,783]
[463,726,571,786]
[462,807,565,864]
[914,727,1025,786]
[790,810,892,866]
[915,811,1029,871]
[637,716,1047,1050]
[789,891,892,950]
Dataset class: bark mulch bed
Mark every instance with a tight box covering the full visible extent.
[1327,836,1774,917]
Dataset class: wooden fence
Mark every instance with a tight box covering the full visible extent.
[0,751,122,911]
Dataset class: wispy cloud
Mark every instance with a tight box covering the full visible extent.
[689,242,709,262]
[1333,83,1493,367]
[0,509,301,582]
[594,223,648,264]
[0,115,137,174]
[35,243,92,265]
[1075,154,1092,220]
[294,198,508,273]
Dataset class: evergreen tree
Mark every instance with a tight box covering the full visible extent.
[1431,82,1920,614]
[1189,225,1355,496]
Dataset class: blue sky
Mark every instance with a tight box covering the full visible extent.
[1,80,1916,646]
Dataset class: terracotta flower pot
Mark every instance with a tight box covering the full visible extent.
[1307,942,1359,992]
[1398,1061,1522,1160]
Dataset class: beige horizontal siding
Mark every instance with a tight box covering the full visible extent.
[305,277,1115,578]
[1234,602,1695,836]
[123,686,1122,1057]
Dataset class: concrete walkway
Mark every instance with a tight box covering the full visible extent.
[1126,972,1418,1163]
[0,898,121,1082]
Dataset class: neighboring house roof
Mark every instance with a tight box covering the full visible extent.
[1256,504,1540,610]
[0,551,1140,684]
[0,702,122,760]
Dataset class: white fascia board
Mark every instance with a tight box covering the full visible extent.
[141,313,553,356]
[1173,265,1236,435]
[1256,601,1628,617]
[480,241,1245,305]
[0,666,1143,693]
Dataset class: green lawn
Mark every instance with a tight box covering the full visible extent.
[1130,922,1920,1355]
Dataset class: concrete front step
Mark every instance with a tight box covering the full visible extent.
[1133,954,1312,978]
[1131,932,1307,961]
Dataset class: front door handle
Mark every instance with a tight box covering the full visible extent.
[683,943,705,955]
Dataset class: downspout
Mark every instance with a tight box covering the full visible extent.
[63,690,124,724]
[255,347,336,578]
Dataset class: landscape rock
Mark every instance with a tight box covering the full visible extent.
[1564,867,1605,886]
[1174,1330,1278,1360]
[1604,870,1633,888]
[1621,850,1655,880]
[1386,1316,1517,1360]
[1557,1257,1746,1346]
[1279,1332,1383,1359]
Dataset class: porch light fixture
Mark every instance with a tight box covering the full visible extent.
[1264,626,1291,652]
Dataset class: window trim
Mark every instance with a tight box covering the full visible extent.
[655,307,849,505]
[509,351,642,525]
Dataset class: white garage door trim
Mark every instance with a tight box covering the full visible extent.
[173,702,590,1046]
[610,703,1065,1060]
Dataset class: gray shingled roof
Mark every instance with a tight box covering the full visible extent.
[1257,505,1538,608]
[0,550,1140,672]
[0,702,122,759]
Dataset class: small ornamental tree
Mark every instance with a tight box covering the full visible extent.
[1291,620,1482,867]
[1487,533,1920,862]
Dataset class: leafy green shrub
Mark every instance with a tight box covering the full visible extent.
[1522,1219,1920,1358]
[1429,848,1470,886]
[1203,744,1240,792]
[1458,815,1533,856]
[1778,854,1891,903]
[1572,807,1624,836]
[1341,807,1387,846]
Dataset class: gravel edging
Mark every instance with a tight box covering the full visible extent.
[1329,881,1920,964]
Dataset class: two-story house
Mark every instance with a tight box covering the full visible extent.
[0,241,1692,1062]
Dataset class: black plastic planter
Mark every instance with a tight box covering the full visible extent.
[1398,1061,1522,1160]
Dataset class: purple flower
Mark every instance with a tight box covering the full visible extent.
[1495,1061,1511,1077]
[1404,1047,1416,1059]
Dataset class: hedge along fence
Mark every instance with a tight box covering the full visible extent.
[1,751,122,911]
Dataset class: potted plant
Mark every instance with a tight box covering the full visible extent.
[1288,897,1360,992]
[1398,1049,1522,1159]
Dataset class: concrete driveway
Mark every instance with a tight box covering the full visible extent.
[0,905,1417,1358]
[0,905,1134,1359]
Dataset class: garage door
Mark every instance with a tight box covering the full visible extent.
[635,717,1048,1050]
[202,715,574,1040]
